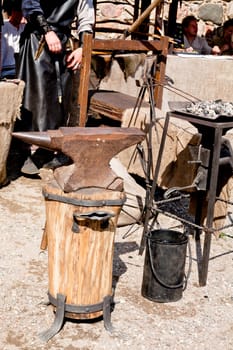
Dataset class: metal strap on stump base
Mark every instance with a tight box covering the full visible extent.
[39,293,114,341]
[39,293,66,342]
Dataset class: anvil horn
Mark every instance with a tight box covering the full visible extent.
[12,130,62,151]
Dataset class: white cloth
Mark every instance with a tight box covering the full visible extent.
[1,20,25,77]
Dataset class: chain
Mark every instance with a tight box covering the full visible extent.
[154,193,190,205]
[151,206,233,233]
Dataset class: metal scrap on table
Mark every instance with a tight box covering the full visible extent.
[182,100,233,119]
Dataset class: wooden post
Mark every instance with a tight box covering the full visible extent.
[125,0,162,37]
[154,35,169,109]
[78,32,93,126]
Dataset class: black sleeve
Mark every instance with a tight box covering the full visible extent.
[27,12,52,34]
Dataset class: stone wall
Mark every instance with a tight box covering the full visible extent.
[95,0,233,38]
[166,0,233,35]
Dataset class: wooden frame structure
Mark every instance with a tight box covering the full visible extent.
[78,33,169,126]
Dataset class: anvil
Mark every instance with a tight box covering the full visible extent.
[13,127,145,192]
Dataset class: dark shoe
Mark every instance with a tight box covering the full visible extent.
[0,177,10,188]
[43,153,72,170]
[21,148,55,175]
[21,156,40,175]
[7,147,31,180]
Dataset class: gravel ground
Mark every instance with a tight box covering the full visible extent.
[0,172,233,350]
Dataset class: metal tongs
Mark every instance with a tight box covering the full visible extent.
[155,75,202,103]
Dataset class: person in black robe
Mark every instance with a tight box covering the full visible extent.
[17,0,95,174]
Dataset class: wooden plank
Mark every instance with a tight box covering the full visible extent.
[89,90,150,121]
[78,33,93,126]
[154,35,169,109]
[92,37,168,52]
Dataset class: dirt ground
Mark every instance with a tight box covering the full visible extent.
[0,161,233,350]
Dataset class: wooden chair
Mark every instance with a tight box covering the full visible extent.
[78,33,169,126]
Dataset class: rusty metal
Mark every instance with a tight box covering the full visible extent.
[12,126,145,192]
[163,170,207,198]
[42,188,126,206]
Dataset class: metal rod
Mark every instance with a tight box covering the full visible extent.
[139,113,170,255]
[153,79,202,102]
[199,127,223,286]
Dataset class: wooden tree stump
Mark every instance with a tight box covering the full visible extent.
[43,180,126,320]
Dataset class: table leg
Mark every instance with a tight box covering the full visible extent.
[199,127,223,286]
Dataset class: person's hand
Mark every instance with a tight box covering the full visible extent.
[220,44,230,54]
[45,31,62,53]
[185,47,194,53]
[212,45,221,55]
[66,47,83,70]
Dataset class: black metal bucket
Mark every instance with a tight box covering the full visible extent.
[141,229,188,303]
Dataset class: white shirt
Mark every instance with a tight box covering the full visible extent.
[1,20,25,77]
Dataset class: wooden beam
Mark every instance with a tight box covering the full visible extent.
[125,0,162,37]
[154,35,169,109]
[92,38,167,52]
[78,32,93,126]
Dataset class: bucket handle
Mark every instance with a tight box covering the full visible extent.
[147,235,192,290]
[73,210,115,221]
